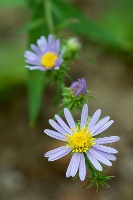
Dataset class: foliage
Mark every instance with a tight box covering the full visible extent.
[1,0,133,122]
[24,0,126,125]
[0,0,26,7]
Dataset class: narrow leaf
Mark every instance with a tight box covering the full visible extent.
[27,1,49,126]
[53,0,126,48]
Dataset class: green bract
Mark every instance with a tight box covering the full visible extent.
[60,87,91,110]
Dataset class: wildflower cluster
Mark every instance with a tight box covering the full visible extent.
[24,34,120,190]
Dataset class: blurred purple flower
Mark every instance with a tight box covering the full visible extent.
[70,78,87,97]
[24,34,65,71]
[44,104,120,181]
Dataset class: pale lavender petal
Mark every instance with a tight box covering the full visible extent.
[86,151,102,171]
[45,146,66,157]
[80,104,88,128]
[48,35,55,53]
[75,85,83,96]
[24,50,39,60]
[81,78,87,93]
[70,81,78,89]
[54,66,60,70]
[30,44,42,56]
[93,120,114,136]
[88,109,101,130]
[55,58,62,67]
[66,153,80,177]
[95,136,120,144]
[92,149,116,161]
[48,34,55,47]
[79,154,86,181]
[37,36,47,52]
[94,144,118,154]
[48,147,71,161]
[90,116,110,133]
[54,115,71,134]
[25,65,46,71]
[49,119,66,134]
[25,59,41,65]
[59,46,66,59]
[64,108,76,131]
[44,129,66,141]
[89,148,112,166]
[55,39,60,54]
[70,153,80,177]
[66,154,76,177]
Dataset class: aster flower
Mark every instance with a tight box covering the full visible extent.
[24,34,65,71]
[44,104,120,182]
[70,78,86,97]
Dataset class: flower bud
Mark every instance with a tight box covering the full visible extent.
[70,78,86,97]
[64,37,81,60]
[67,37,81,52]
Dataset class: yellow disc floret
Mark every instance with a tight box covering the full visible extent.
[41,52,57,68]
[66,126,95,153]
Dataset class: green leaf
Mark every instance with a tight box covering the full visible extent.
[53,0,127,49]
[28,71,47,127]
[27,1,49,126]
[0,41,26,100]
[100,0,133,52]
[54,18,79,33]
[18,18,45,33]
[0,0,26,7]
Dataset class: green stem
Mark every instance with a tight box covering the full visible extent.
[44,0,54,33]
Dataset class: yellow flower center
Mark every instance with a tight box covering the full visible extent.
[41,52,57,68]
[66,126,95,153]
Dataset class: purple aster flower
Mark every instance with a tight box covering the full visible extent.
[24,34,65,71]
[44,104,120,181]
[70,78,87,97]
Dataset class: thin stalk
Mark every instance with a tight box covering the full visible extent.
[44,0,54,33]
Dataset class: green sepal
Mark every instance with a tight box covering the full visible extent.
[72,172,79,180]
[84,153,114,191]
[60,87,92,111]
[44,61,70,84]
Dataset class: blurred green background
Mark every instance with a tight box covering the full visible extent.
[0,0,133,200]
